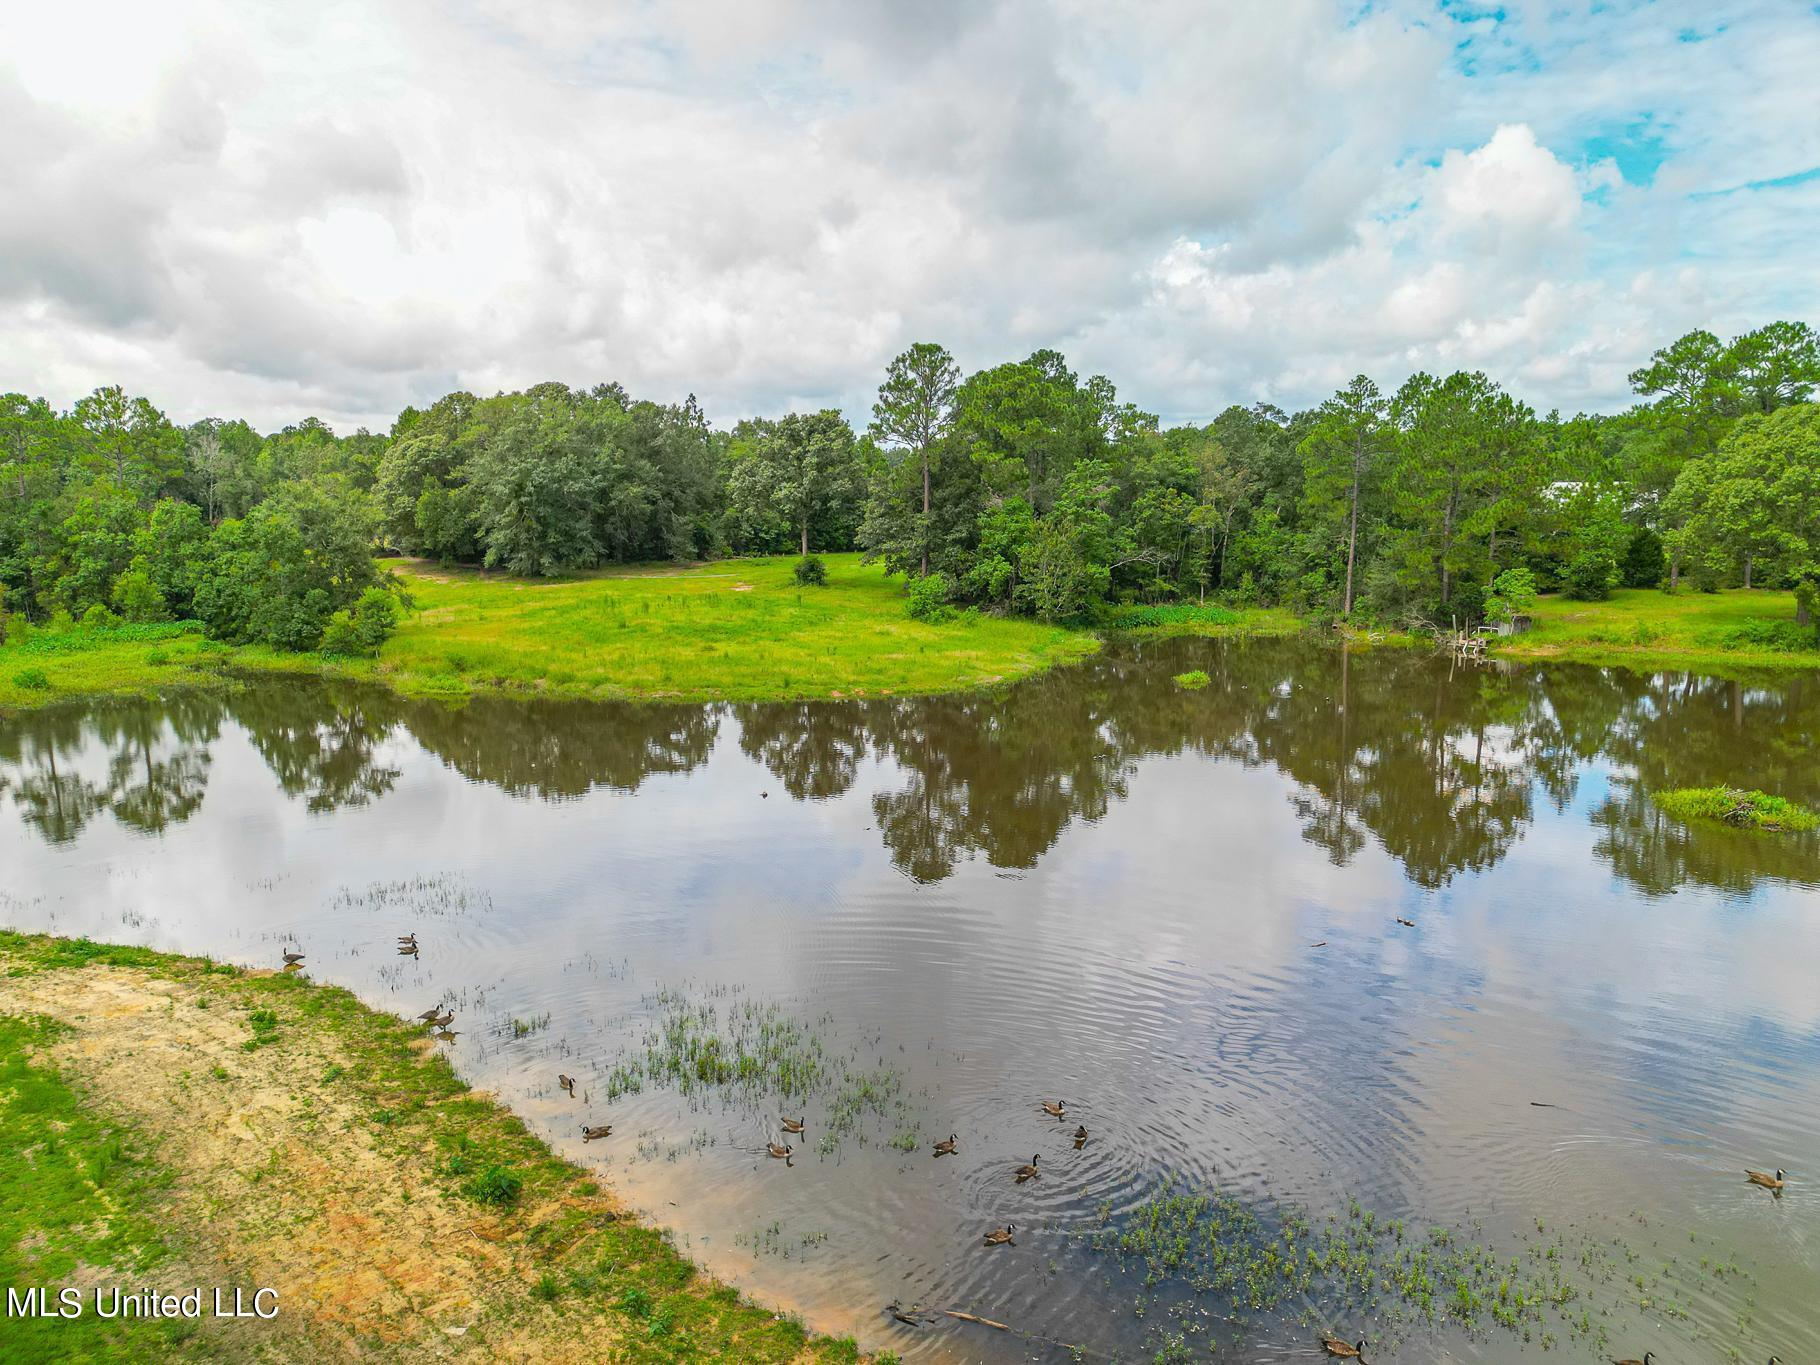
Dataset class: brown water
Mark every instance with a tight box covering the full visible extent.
[2,638,1816,1362]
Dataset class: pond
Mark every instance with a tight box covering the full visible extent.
[2,638,1816,1362]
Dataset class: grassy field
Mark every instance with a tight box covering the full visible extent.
[0,930,880,1363]
[1494,587,1820,672]
[375,554,1098,702]
[0,554,1098,709]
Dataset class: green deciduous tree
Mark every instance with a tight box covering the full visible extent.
[1667,405,1820,609]
[725,410,864,558]
[194,484,380,649]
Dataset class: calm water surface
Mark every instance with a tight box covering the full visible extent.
[2,639,1817,1362]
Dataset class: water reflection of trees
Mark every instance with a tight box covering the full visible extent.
[229,686,400,812]
[402,697,719,799]
[730,644,1820,893]
[1585,672,1820,896]
[3,655,1817,894]
[0,697,220,842]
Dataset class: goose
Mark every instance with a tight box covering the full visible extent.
[581,1124,612,1141]
[434,1029,458,1042]
[983,1224,1016,1246]
[558,1074,576,1096]
[1609,1354,1654,1365]
[281,951,305,965]
[415,1006,444,1022]
[766,1143,793,1167]
[933,1134,958,1157]
[396,933,417,945]
[1013,1154,1040,1182]
[1396,917,1416,928]
[1073,1124,1088,1147]
[780,1115,805,1134]
[1322,1336,1367,1360]
[1745,1168,1786,1190]
[428,1011,454,1029]
[1040,1100,1067,1118]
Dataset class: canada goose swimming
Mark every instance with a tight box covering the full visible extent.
[396,933,416,945]
[581,1124,612,1141]
[781,1115,805,1134]
[558,1074,576,1096]
[281,951,305,965]
[1396,917,1416,928]
[933,1134,958,1157]
[1322,1335,1367,1360]
[1072,1124,1088,1147]
[397,944,419,956]
[767,1143,793,1166]
[1745,1168,1786,1190]
[983,1224,1016,1246]
[1609,1353,1654,1365]
[1041,1100,1067,1118]
[1013,1154,1040,1182]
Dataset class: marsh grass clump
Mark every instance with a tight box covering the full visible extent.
[639,994,831,1099]
[608,986,918,1155]
[1653,786,1818,832]
[1173,669,1211,690]
[1086,1179,1755,1358]
[1104,603,1241,631]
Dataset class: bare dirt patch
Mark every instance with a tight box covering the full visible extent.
[0,965,626,1362]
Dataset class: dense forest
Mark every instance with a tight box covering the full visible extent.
[2,321,1817,653]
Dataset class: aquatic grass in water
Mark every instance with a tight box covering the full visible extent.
[601,987,917,1154]
[1653,785,1818,833]
[1172,670,1211,690]
[1084,1179,1763,1359]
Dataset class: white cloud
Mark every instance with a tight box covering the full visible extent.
[0,0,1815,432]
[1431,124,1581,252]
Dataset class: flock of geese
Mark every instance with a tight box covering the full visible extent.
[279,940,1796,1361]
[751,1098,1087,1244]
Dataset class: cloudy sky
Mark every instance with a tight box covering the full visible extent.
[3,0,1817,434]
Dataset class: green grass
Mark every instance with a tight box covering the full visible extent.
[376,554,1097,703]
[1173,669,1212,689]
[1498,588,1820,672]
[1102,600,1304,638]
[0,555,1098,709]
[1653,786,1820,833]
[0,1013,188,1363]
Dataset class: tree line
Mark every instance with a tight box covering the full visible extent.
[3,320,1817,653]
